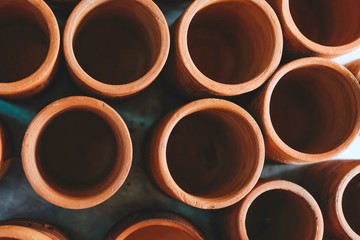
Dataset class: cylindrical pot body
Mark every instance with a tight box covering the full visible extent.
[301,160,360,239]
[149,98,264,209]
[0,0,60,98]
[267,0,360,58]
[346,59,360,83]
[106,212,204,240]
[0,219,68,240]
[0,225,52,240]
[22,96,132,209]
[63,0,170,99]
[228,180,324,240]
[0,119,11,180]
[168,0,283,98]
[249,57,360,164]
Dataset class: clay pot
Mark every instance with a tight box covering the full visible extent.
[0,219,68,240]
[0,0,60,99]
[267,0,360,58]
[168,0,283,98]
[0,119,11,180]
[250,57,360,164]
[346,59,360,82]
[63,0,170,99]
[22,96,132,209]
[106,212,204,240]
[301,160,360,239]
[228,180,324,240]
[0,225,53,240]
[149,98,264,209]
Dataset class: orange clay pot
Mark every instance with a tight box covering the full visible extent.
[0,219,68,240]
[168,0,283,98]
[0,225,53,240]
[301,160,360,240]
[228,180,324,240]
[250,57,360,164]
[149,98,264,209]
[267,0,360,58]
[22,96,132,209]
[0,0,60,99]
[346,59,360,83]
[0,119,11,180]
[106,212,204,240]
[63,0,170,99]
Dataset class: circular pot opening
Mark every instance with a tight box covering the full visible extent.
[270,65,357,154]
[73,1,161,85]
[187,1,277,84]
[0,1,49,83]
[124,225,195,240]
[343,173,360,235]
[289,0,360,46]
[167,109,261,198]
[246,189,317,240]
[36,109,119,196]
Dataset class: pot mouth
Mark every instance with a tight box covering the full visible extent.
[177,0,282,96]
[64,0,170,98]
[0,0,60,96]
[22,96,132,209]
[237,180,323,240]
[156,99,264,209]
[336,164,360,239]
[263,57,360,163]
[281,0,360,56]
[113,219,203,240]
[0,225,53,240]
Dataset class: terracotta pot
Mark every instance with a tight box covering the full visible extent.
[301,160,360,239]
[250,57,360,164]
[267,0,360,58]
[106,212,204,240]
[0,119,11,180]
[228,180,324,240]
[0,219,68,240]
[168,0,283,98]
[149,98,264,209]
[0,0,60,99]
[346,59,360,83]
[0,225,53,240]
[63,0,170,99]
[22,96,132,209]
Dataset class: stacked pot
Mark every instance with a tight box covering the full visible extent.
[0,0,359,239]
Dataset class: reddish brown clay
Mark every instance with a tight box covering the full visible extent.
[0,0,60,98]
[250,57,360,164]
[63,0,170,99]
[228,180,324,240]
[346,59,360,83]
[168,0,283,98]
[149,98,264,209]
[0,119,11,180]
[106,212,204,240]
[301,160,360,239]
[267,0,360,58]
[0,219,68,240]
[22,96,132,209]
[0,225,52,240]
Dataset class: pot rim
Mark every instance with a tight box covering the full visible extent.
[63,0,170,98]
[261,57,360,163]
[22,96,133,209]
[236,180,324,240]
[279,0,360,57]
[176,0,283,96]
[334,164,360,239]
[153,98,264,209]
[0,225,53,240]
[0,0,60,97]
